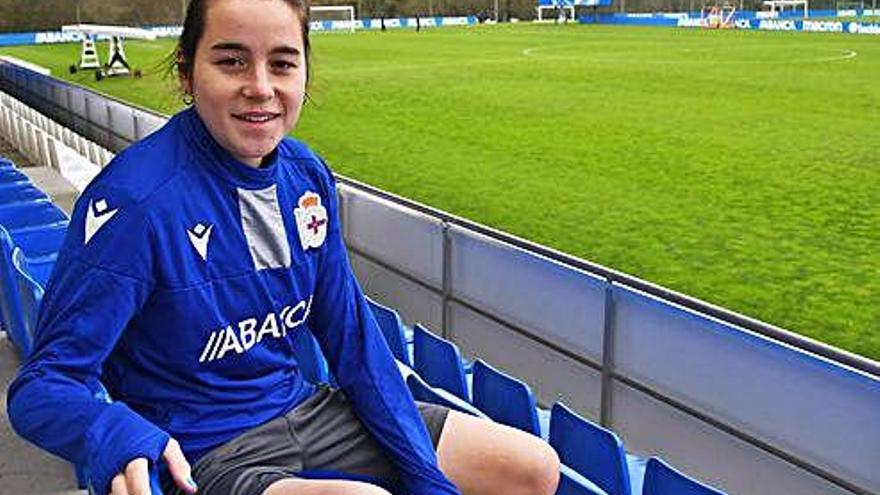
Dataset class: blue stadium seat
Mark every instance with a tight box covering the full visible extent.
[642,457,726,495]
[0,178,32,190]
[549,402,646,495]
[9,222,67,257]
[0,199,67,232]
[413,323,470,401]
[291,327,330,385]
[0,229,25,348]
[0,184,48,204]
[471,359,541,436]
[557,464,610,495]
[405,371,486,418]
[25,254,57,287]
[366,297,412,366]
[0,223,65,355]
[0,167,27,182]
[11,247,47,357]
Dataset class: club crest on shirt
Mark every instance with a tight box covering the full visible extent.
[294,191,328,250]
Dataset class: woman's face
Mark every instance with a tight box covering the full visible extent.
[185,0,307,167]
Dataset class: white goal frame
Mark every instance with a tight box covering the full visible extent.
[536,5,575,21]
[762,0,809,18]
[310,5,357,32]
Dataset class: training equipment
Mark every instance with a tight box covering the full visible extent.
[77,38,100,70]
[61,24,155,79]
[701,2,738,28]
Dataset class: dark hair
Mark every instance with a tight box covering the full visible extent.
[173,0,311,92]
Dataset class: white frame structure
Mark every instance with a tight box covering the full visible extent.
[536,5,576,21]
[310,5,357,32]
[762,0,809,17]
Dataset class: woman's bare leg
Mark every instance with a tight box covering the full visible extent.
[436,411,560,495]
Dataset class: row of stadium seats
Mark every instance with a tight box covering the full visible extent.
[0,156,67,358]
[364,298,728,495]
[0,90,104,191]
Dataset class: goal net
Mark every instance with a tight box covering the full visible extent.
[310,5,357,32]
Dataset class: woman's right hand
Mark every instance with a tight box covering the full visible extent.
[109,438,198,495]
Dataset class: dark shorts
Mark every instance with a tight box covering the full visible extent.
[162,385,450,495]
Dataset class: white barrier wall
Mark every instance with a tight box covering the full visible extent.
[343,186,445,289]
[448,225,607,363]
[0,60,165,152]
[613,285,880,494]
[448,301,605,421]
[343,185,446,331]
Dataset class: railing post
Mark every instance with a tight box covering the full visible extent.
[132,111,140,142]
[599,281,617,428]
[441,222,452,339]
[106,103,113,149]
[339,185,349,244]
[83,94,91,143]
[65,86,73,131]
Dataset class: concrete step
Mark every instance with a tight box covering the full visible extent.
[0,334,83,494]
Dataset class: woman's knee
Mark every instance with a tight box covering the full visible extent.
[474,431,559,495]
[518,437,561,495]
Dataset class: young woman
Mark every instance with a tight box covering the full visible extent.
[7,1,560,494]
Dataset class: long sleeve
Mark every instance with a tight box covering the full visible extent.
[307,172,460,495]
[6,186,170,495]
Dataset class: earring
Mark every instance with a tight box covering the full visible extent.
[181,92,194,105]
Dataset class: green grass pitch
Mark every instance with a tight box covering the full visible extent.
[2,24,878,360]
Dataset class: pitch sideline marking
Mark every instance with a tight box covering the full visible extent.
[522,46,858,64]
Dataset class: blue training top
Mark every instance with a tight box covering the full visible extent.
[7,108,460,495]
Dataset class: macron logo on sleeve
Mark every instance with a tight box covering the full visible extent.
[84,198,118,245]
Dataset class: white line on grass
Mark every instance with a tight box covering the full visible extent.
[521,46,858,65]
[819,49,858,62]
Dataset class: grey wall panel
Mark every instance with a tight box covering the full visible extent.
[68,86,86,122]
[350,252,443,331]
[613,284,880,494]
[67,86,90,136]
[343,186,444,289]
[49,83,65,112]
[448,225,606,363]
[84,93,106,141]
[612,381,856,495]
[107,101,135,144]
[136,111,167,140]
[34,77,49,101]
[449,302,602,420]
